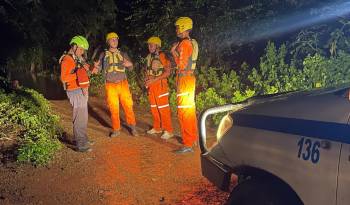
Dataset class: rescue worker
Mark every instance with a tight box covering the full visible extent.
[171,17,199,154]
[60,35,95,152]
[145,37,174,139]
[95,32,139,137]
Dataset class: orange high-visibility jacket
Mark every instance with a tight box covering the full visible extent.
[146,51,173,133]
[174,39,193,72]
[60,55,90,90]
[61,55,79,90]
[173,38,198,147]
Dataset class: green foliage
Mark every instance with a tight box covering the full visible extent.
[197,67,221,90]
[249,42,287,94]
[197,67,241,98]
[196,88,227,112]
[169,91,177,113]
[17,135,61,165]
[326,52,350,85]
[89,73,104,96]
[301,52,350,88]
[217,71,241,98]
[127,70,143,97]
[302,54,328,89]
[0,88,62,165]
[196,88,227,125]
[231,89,256,104]
[126,70,149,106]
[192,39,350,125]
[248,42,305,95]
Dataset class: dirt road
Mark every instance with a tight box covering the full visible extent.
[0,96,228,205]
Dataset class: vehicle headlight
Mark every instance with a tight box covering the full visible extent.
[216,114,233,141]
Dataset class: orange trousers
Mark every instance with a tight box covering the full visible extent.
[148,79,173,132]
[176,75,198,147]
[105,80,136,131]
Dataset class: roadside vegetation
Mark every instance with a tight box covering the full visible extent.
[0,77,62,165]
[118,40,350,125]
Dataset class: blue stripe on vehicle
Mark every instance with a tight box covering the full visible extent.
[233,113,350,144]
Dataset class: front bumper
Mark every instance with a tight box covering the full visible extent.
[201,153,231,191]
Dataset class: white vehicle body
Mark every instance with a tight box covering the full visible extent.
[199,86,350,205]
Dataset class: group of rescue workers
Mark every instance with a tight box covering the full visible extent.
[60,17,198,154]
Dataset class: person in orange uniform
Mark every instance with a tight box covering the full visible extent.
[171,17,199,154]
[60,35,96,152]
[95,32,139,137]
[145,37,174,139]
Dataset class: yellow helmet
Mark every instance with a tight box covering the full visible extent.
[106,32,119,42]
[147,36,161,47]
[175,17,193,33]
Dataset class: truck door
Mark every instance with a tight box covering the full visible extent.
[335,117,350,205]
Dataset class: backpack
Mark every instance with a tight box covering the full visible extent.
[189,38,199,70]
[174,38,199,71]
[59,52,90,89]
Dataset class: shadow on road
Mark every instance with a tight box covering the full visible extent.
[88,104,111,129]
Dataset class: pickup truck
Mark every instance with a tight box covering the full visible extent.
[199,86,350,205]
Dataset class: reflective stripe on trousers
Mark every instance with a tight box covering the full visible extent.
[176,75,198,147]
[150,104,169,109]
[177,92,189,97]
[148,79,173,132]
[158,104,169,109]
[177,105,193,108]
[158,92,169,98]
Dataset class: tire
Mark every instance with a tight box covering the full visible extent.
[226,177,303,205]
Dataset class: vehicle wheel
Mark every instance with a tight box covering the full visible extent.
[226,177,303,205]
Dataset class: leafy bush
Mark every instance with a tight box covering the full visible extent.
[89,73,105,96]
[126,70,150,107]
[196,88,227,125]
[326,52,350,85]
[169,91,177,113]
[192,41,350,125]
[302,54,328,89]
[196,88,227,112]
[0,87,62,165]
[231,89,256,104]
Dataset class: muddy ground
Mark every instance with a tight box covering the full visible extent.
[0,96,229,205]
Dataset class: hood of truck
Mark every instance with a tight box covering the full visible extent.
[233,86,350,124]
